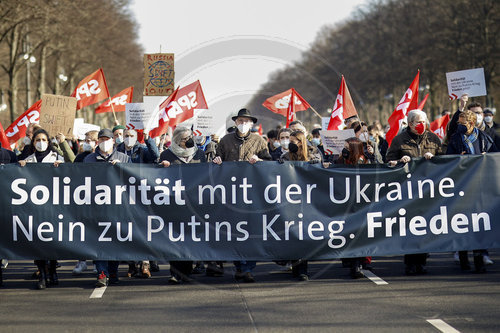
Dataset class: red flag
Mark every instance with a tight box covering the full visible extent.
[258,124,263,136]
[71,68,110,110]
[149,80,208,138]
[0,120,11,150]
[417,93,429,110]
[430,114,450,139]
[4,100,41,144]
[386,71,420,146]
[327,75,358,130]
[285,89,297,128]
[262,88,310,117]
[95,86,134,114]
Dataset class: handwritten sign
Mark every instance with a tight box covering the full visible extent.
[144,53,175,96]
[39,94,77,137]
[446,68,487,100]
[319,129,355,155]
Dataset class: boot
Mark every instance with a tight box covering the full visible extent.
[48,260,58,286]
[474,253,486,273]
[35,261,48,290]
[350,259,363,279]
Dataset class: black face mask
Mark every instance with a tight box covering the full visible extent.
[342,148,350,158]
[185,138,195,148]
[288,142,299,153]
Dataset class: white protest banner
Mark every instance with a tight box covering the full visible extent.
[319,129,355,155]
[446,68,487,100]
[193,113,216,136]
[126,102,159,130]
[40,94,77,137]
[73,118,100,140]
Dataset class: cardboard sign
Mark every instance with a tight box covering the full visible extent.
[39,94,77,137]
[126,102,159,130]
[319,129,355,155]
[73,118,100,140]
[144,53,175,96]
[193,113,216,136]
[446,68,487,100]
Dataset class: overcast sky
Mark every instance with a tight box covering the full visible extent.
[131,0,368,131]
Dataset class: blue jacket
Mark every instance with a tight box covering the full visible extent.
[83,147,131,163]
[116,136,159,164]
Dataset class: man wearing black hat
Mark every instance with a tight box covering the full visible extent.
[213,109,271,283]
[83,128,131,287]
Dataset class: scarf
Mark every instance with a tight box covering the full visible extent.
[168,141,197,162]
[34,149,51,162]
[462,127,478,154]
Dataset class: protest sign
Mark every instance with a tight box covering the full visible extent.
[144,53,175,96]
[319,129,355,155]
[0,155,499,260]
[446,68,487,100]
[73,118,100,140]
[126,102,158,130]
[39,94,77,137]
[321,117,330,130]
[193,113,216,136]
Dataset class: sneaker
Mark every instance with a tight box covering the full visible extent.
[168,276,180,284]
[299,274,309,281]
[1,259,8,269]
[95,272,108,288]
[483,255,494,265]
[127,263,139,278]
[72,261,87,275]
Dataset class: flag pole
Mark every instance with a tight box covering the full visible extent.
[108,97,119,125]
[309,106,323,119]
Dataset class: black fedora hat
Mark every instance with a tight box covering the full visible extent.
[231,108,257,123]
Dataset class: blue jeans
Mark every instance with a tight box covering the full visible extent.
[234,261,256,273]
[94,260,119,277]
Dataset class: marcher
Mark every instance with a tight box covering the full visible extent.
[19,128,64,289]
[84,128,131,287]
[386,109,442,275]
[17,123,41,160]
[213,108,271,282]
[159,127,206,284]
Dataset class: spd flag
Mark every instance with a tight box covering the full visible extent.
[430,114,450,139]
[95,86,134,114]
[262,88,310,117]
[71,68,110,110]
[4,100,41,144]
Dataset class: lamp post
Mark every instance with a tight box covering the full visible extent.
[23,35,36,108]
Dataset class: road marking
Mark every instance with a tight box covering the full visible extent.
[361,269,388,285]
[90,286,107,298]
[426,319,461,333]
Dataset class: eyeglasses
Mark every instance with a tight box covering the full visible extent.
[180,136,193,142]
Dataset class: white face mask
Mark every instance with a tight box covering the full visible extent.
[99,139,114,152]
[280,139,290,150]
[23,137,31,145]
[273,141,281,148]
[237,123,252,134]
[359,133,368,142]
[115,136,123,144]
[124,136,137,148]
[82,142,95,152]
[484,116,493,124]
[475,114,483,126]
[35,141,48,152]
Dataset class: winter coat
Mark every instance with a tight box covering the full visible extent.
[446,129,497,155]
[386,128,442,160]
[83,147,131,163]
[116,136,159,164]
[216,132,271,162]
[159,148,206,165]
[25,151,64,163]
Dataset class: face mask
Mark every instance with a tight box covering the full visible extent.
[124,137,137,148]
[115,136,123,144]
[237,123,252,134]
[280,139,290,150]
[311,138,321,146]
[23,137,31,145]
[475,114,483,126]
[99,139,114,152]
[82,142,95,152]
[288,142,299,153]
[272,141,281,148]
[484,116,493,124]
[457,124,468,135]
[185,138,195,148]
[35,141,48,152]
[359,133,368,142]
[415,123,425,135]
[342,148,350,159]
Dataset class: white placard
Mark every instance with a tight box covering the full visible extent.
[322,117,330,130]
[73,118,84,138]
[126,102,159,130]
[446,68,487,100]
[193,113,216,136]
[75,123,100,140]
[319,129,355,155]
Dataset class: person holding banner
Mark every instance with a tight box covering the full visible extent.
[18,128,64,289]
[84,128,131,287]
[159,126,206,284]
[386,110,442,275]
[17,123,42,160]
[446,109,497,273]
[279,130,316,281]
[213,108,271,283]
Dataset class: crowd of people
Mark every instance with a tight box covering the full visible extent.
[0,94,498,289]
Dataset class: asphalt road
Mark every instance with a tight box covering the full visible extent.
[0,252,499,332]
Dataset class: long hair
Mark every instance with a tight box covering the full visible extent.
[31,128,56,153]
[344,137,368,165]
[289,130,309,161]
